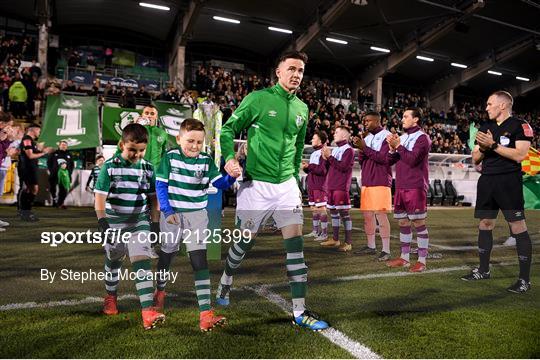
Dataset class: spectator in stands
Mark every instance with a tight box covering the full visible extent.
[29,59,41,78]
[179,89,195,107]
[119,87,136,108]
[103,82,113,96]
[86,54,96,71]
[45,81,61,96]
[135,85,150,99]
[161,86,179,102]
[63,79,77,92]
[67,51,81,68]
[8,73,28,119]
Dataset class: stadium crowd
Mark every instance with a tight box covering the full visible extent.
[2,39,539,157]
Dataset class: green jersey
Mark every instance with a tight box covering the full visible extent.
[94,153,155,232]
[220,83,308,184]
[58,168,71,190]
[156,148,221,212]
[144,125,169,168]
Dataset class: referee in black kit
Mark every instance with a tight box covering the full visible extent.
[461,91,534,293]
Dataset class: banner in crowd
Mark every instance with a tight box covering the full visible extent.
[102,105,142,143]
[97,75,161,91]
[69,71,94,86]
[101,102,192,143]
[153,101,192,141]
[137,54,165,71]
[41,94,100,149]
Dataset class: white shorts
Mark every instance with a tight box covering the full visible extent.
[104,231,152,260]
[236,178,303,234]
[159,209,209,253]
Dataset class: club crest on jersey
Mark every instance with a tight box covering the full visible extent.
[194,167,204,179]
[244,218,255,231]
[295,115,304,127]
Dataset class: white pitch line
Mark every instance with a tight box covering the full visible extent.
[248,285,381,359]
[0,294,138,311]
[334,262,514,282]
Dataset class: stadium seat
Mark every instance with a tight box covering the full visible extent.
[427,184,434,206]
[432,180,444,206]
[443,180,464,206]
[350,177,360,208]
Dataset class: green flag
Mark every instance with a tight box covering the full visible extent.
[468,123,478,151]
[101,105,142,143]
[153,101,192,146]
[523,175,540,210]
[41,94,99,149]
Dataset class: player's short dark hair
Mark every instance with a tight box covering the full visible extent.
[95,154,104,161]
[336,125,351,133]
[314,130,328,144]
[27,123,41,130]
[406,107,423,124]
[180,118,205,133]
[276,51,308,68]
[491,90,513,106]
[122,123,148,143]
[364,111,381,119]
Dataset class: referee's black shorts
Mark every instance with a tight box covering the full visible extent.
[20,167,39,188]
[474,172,525,222]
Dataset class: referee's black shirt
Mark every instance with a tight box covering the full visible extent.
[18,135,39,171]
[478,116,534,175]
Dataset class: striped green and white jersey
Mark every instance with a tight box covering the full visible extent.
[94,154,156,232]
[156,148,221,212]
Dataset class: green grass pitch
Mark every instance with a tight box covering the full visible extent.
[0,206,538,358]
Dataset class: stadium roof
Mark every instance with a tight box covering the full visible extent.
[2,0,539,97]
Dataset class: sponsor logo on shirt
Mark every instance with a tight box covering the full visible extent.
[268,110,277,117]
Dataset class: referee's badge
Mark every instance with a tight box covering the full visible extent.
[500,136,510,146]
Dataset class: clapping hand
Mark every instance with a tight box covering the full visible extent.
[476,130,495,150]
[321,146,331,159]
[386,134,400,150]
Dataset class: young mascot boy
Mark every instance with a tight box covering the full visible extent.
[320,126,355,252]
[302,130,329,241]
[95,123,164,330]
[154,118,237,331]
